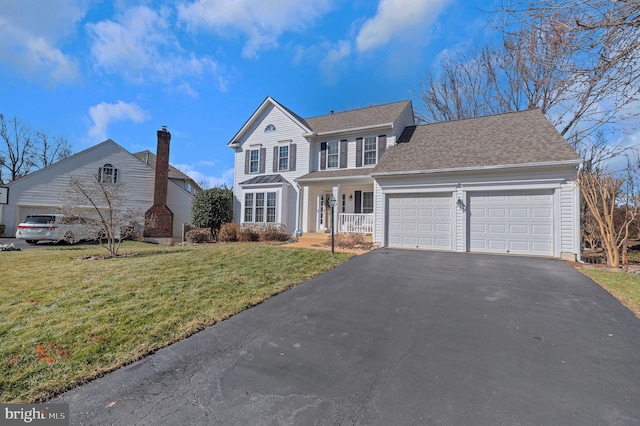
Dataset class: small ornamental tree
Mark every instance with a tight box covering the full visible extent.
[191,187,233,240]
[63,175,144,257]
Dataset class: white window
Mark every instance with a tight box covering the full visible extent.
[98,163,118,183]
[327,141,339,168]
[255,193,265,222]
[363,137,377,166]
[267,192,276,222]
[249,149,260,173]
[362,192,374,214]
[278,145,289,171]
[244,191,277,223]
[244,193,254,222]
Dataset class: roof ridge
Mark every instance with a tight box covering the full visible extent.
[304,99,411,120]
[420,108,542,126]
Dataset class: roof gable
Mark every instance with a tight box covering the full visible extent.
[6,139,131,186]
[374,109,581,175]
[228,96,313,146]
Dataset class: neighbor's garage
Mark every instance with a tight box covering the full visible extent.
[468,191,554,256]
[387,194,452,250]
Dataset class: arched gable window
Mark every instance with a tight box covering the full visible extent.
[264,124,276,132]
[98,163,118,183]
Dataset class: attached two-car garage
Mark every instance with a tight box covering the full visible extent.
[386,190,555,257]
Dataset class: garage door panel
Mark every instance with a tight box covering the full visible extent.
[469,191,554,256]
[388,194,452,250]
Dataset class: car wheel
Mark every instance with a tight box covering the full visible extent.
[25,240,37,245]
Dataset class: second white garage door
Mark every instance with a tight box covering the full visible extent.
[468,191,554,256]
[387,194,452,250]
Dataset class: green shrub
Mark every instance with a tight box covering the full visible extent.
[219,223,240,242]
[185,228,213,243]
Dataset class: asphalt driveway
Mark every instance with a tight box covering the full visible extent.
[58,249,640,425]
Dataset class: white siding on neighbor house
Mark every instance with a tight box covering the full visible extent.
[2,141,194,238]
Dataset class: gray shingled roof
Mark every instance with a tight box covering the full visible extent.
[305,100,411,135]
[373,109,581,175]
[296,168,374,181]
[240,174,287,185]
[133,150,201,184]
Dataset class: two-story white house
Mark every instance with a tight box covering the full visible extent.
[228,97,582,259]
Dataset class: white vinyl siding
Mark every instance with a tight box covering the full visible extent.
[232,102,309,232]
[468,191,554,256]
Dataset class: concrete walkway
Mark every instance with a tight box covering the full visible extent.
[58,250,640,425]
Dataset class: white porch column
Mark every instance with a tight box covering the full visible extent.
[332,184,340,232]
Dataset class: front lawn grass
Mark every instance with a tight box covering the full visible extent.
[0,242,353,402]
[580,268,640,319]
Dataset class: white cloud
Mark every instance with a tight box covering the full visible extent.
[88,101,150,141]
[320,40,352,84]
[0,0,88,84]
[177,0,334,58]
[173,164,234,188]
[87,6,221,87]
[356,0,450,52]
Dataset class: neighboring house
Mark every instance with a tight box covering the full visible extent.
[133,150,202,195]
[229,97,582,259]
[0,139,195,239]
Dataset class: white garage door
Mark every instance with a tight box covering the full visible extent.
[468,191,554,256]
[387,194,452,250]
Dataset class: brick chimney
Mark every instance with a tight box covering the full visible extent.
[144,126,173,237]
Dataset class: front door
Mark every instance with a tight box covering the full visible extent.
[318,192,333,232]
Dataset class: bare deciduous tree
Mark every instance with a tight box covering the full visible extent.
[0,114,72,184]
[577,172,638,267]
[63,175,144,257]
[418,1,640,172]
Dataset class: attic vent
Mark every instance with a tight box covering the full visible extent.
[265,124,276,132]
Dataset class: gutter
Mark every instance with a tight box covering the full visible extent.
[371,159,583,178]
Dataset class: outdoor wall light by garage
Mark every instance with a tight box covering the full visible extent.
[457,198,466,212]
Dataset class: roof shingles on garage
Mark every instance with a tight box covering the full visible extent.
[305,100,411,135]
[373,109,581,175]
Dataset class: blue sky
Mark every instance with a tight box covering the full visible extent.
[0,0,493,187]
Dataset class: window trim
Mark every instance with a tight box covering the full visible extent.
[362,191,374,214]
[363,136,377,166]
[98,163,118,183]
[327,141,339,169]
[243,191,278,224]
[278,145,289,171]
[249,149,260,174]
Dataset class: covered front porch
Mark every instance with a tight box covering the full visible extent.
[298,179,376,236]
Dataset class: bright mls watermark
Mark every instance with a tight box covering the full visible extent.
[1,404,68,425]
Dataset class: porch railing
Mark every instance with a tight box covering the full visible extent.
[339,213,373,234]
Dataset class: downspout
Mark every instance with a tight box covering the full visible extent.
[576,163,584,263]
[295,183,302,235]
